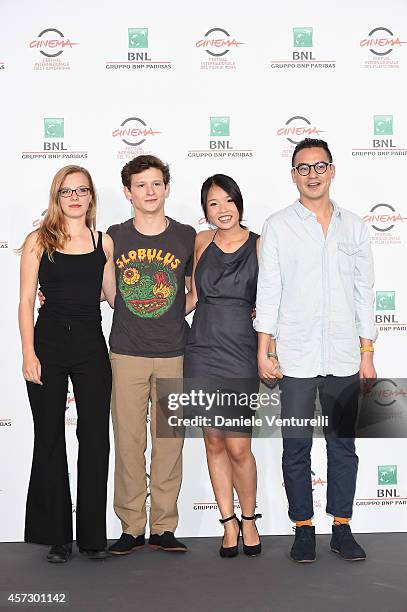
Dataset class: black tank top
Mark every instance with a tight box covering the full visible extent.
[38,229,106,321]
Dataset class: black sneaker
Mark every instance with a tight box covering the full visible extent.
[330,524,366,561]
[290,526,316,563]
[46,544,72,564]
[108,533,145,555]
[79,548,109,560]
[149,531,187,552]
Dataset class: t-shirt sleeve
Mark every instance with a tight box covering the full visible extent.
[185,226,196,277]
[106,225,115,239]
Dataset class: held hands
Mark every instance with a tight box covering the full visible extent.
[38,290,45,308]
[258,355,283,381]
[23,352,43,385]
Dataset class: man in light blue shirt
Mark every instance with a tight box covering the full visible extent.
[254,138,377,563]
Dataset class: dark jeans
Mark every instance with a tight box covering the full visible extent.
[25,317,112,549]
[279,374,360,521]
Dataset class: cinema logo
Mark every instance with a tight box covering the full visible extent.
[352,115,407,158]
[106,28,172,71]
[188,116,253,159]
[65,392,77,427]
[363,203,407,246]
[0,418,12,427]
[196,27,244,70]
[112,116,161,160]
[0,60,5,70]
[22,118,88,161]
[271,26,336,70]
[375,291,407,332]
[356,465,407,508]
[0,241,8,249]
[30,28,79,71]
[360,27,407,69]
[311,469,327,509]
[277,115,325,158]
[370,379,407,408]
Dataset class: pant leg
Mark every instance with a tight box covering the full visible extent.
[25,320,72,545]
[110,353,152,536]
[279,376,319,522]
[319,374,360,518]
[149,356,184,534]
[70,323,111,549]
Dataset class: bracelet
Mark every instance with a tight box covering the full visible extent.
[360,346,374,353]
[267,351,278,358]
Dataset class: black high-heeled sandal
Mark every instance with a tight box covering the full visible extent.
[219,514,241,558]
[241,513,262,556]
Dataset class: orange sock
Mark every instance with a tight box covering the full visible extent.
[333,517,349,525]
[295,519,313,527]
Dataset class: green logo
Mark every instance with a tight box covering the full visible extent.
[128,28,148,48]
[374,115,393,136]
[378,465,397,485]
[293,27,313,48]
[44,118,64,138]
[120,261,177,318]
[376,291,395,311]
[210,116,230,137]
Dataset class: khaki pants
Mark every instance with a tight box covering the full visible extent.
[110,352,184,536]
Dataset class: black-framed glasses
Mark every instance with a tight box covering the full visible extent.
[59,187,91,198]
[293,161,333,176]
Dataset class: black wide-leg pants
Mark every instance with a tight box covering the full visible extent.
[24,317,112,549]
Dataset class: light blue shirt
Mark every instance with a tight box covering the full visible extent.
[254,200,377,377]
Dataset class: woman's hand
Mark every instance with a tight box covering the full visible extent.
[258,355,283,380]
[23,352,43,385]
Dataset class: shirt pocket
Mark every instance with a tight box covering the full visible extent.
[337,242,359,276]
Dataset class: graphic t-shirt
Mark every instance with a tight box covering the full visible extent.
[107,217,196,357]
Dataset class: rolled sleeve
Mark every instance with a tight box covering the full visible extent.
[253,218,282,337]
[354,223,378,341]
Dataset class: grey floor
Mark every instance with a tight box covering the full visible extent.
[0,534,406,612]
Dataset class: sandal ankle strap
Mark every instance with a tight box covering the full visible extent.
[219,513,237,525]
[241,513,262,521]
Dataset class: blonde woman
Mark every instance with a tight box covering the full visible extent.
[19,165,116,563]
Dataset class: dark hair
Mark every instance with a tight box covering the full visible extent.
[201,174,245,227]
[121,154,170,189]
[291,138,333,167]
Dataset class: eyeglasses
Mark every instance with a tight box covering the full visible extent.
[292,161,333,176]
[59,187,91,198]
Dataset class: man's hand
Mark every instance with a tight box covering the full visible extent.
[258,355,283,380]
[23,351,43,385]
[359,353,377,393]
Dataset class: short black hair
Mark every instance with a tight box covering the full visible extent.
[121,155,170,189]
[292,138,333,167]
[201,174,245,227]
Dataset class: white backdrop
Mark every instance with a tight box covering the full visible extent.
[1,0,407,542]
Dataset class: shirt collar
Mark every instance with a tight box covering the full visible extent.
[294,199,341,219]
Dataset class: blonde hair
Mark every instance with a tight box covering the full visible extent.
[21,165,97,260]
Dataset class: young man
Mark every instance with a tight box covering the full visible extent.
[254,138,377,562]
[107,155,196,554]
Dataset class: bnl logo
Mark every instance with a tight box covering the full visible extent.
[293,27,314,61]
[128,28,151,61]
[377,465,399,498]
[43,118,67,151]
[376,291,398,324]
[209,116,232,149]
[373,115,395,148]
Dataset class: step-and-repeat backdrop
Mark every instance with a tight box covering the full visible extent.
[1,0,407,541]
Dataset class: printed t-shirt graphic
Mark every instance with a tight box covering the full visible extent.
[118,251,179,318]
